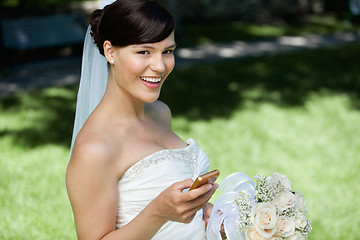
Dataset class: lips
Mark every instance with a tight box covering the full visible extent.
[140,76,162,89]
[140,77,162,83]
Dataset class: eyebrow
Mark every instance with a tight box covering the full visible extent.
[166,43,177,49]
[133,43,177,49]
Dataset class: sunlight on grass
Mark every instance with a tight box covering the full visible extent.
[1,89,359,240]
[245,24,286,37]
[0,144,75,239]
[1,43,359,239]
[0,87,77,239]
[173,93,360,240]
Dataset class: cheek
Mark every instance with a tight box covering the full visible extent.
[166,57,175,73]
[124,59,147,76]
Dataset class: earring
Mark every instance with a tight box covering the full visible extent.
[110,59,115,64]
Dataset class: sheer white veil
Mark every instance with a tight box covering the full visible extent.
[69,0,116,155]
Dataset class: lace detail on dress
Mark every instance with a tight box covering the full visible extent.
[121,138,200,181]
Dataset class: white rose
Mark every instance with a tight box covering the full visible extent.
[285,231,306,240]
[268,172,292,191]
[250,203,278,239]
[276,216,295,238]
[272,191,296,212]
[245,225,265,240]
[269,235,283,240]
[294,215,307,231]
[294,192,307,213]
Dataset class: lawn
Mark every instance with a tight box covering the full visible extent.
[1,42,360,239]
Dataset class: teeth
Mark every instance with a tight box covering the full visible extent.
[141,77,161,83]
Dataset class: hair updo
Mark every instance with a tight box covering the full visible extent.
[88,0,175,56]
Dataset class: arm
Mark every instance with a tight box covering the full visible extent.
[66,140,217,240]
[66,140,121,239]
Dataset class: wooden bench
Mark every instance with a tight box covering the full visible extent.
[0,14,87,50]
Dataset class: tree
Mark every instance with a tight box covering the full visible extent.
[161,0,185,41]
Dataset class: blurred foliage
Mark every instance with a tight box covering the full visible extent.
[0,0,97,7]
[1,0,353,21]
[176,0,351,23]
[181,14,358,45]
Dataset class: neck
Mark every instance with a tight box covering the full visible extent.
[100,74,147,121]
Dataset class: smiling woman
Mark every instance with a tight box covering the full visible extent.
[105,35,175,101]
[102,34,176,102]
[65,0,220,240]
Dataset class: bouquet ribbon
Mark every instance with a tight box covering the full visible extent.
[206,172,257,240]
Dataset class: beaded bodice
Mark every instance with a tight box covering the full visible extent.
[121,138,201,181]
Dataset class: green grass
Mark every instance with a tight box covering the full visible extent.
[1,43,360,239]
[172,93,360,240]
[0,87,77,239]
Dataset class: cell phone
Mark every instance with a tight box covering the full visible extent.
[189,169,220,190]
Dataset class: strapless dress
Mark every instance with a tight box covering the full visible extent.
[116,138,209,239]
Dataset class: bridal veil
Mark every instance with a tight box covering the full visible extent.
[70,0,115,153]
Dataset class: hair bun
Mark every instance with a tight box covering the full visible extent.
[89,9,104,53]
[87,0,174,56]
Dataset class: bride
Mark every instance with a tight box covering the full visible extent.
[66,0,219,239]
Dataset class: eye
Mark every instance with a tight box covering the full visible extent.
[137,50,150,55]
[163,49,175,55]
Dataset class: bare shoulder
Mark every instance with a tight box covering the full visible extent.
[147,100,172,128]
[67,130,116,179]
[66,129,120,239]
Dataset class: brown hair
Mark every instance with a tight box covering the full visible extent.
[89,0,175,56]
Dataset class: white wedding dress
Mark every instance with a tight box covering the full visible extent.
[116,138,209,240]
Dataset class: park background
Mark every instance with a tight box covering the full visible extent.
[1,0,360,239]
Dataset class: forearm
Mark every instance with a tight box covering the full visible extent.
[101,202,167,240]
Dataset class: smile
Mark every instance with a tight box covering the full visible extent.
[140,77,162,83]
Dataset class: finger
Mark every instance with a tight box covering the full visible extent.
[180,190,217,224]
[184,193,216,219]
[183,189,217,216]
[172,178,194,191]
[178,203,205,223]
[183,183,214,201]
[190,183,219,207]
[195,183,218,201]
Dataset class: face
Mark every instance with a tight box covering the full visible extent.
[108,32,176,103]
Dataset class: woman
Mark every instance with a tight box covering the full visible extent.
[66,0,218,239]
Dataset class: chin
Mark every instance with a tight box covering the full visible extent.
[142,92,161,103]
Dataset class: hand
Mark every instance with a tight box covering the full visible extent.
[149,179,218,224]
[202,203,227,239]
[202,202,213,227]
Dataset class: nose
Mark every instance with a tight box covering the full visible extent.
[150,54,166,73]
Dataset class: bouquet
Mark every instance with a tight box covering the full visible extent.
[206,172,311,240]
